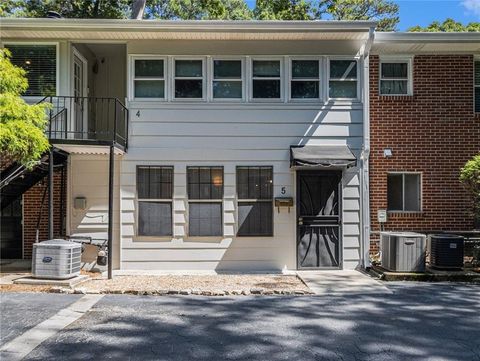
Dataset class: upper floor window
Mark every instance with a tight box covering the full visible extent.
[387,173,421,212]
[5,44,56,96]
[251,59,281,100]
[133,58,165,99]
[174,59,204,99]
[290,60,320,100]
[475,60,480,113]
[212,59,243,100]
[137,166,173,237]
[329,59,357,99]
[380,58,412,95]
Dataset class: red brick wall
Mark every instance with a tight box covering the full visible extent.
[1,155,67,259]
[369,55,480,253]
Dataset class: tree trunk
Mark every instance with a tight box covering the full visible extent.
[131,0,146,19]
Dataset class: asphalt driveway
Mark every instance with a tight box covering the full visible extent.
[0,293,81,346]
[3,282,478,361]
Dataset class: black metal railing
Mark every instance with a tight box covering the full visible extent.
[38,96,129,150]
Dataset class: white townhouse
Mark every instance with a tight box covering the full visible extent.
[0,19,374,272]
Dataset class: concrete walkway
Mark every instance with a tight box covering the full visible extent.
[297,269,393,295]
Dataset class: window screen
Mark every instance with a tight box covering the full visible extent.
[237,167,273,236]
[329,60,357,99]
[291,60,320,99]
[137,166,173,236]
[175,60,203,99]
[387,173,421,212]
[213,60,242,99]
[187,167,223,236]
[134,59,165,99]
[252,60,281,99]
[380,61,409,95]
[475,61,480,113]
[6,44,56,96]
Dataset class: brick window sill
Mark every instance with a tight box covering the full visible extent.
[387,211,424,218]
[378,95,415,101]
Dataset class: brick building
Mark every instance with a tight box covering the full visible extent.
[368,33,480,254]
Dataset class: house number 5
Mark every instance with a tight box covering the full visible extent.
[281,187,286,195]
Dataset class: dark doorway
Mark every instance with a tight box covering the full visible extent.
[297,171,342,269]
[1,196,23,259]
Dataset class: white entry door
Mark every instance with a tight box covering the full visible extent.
[72,49,88,139]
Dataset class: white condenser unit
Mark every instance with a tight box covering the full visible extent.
[380,232,426,272]
[32,239,82,279]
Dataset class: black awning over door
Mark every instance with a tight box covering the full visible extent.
[290,145,357,168]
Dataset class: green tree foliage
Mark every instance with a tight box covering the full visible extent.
[0,49,50,168]
[318,0,399,31]
[460,154,480,226]
[1,0,131,18]
[408,18,480,32]
[1,0,399,27]
[254,0,314,20]
[145,0,252,20]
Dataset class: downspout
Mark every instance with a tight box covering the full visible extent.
[360,27,374,269]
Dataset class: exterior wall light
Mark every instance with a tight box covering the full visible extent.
[383,148,393,158]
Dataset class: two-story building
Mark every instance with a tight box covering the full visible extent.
[1,19,478,273]
[1,19,375,272]
[368,33,480,254]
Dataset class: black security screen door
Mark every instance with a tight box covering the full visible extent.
[297,171,342,269]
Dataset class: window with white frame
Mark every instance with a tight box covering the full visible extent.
[380,59,411,95]
[187,167,223,236]
[5,44,57,96]
[387,173,421,212]
[252,59,281,99]
[137,166,173,236]
[133,58,165,99]
[475,60,480,113]
[329,59,358,99]
[174,59,204,99]
[212,59,243,99]
[290,60,320,99]
[237,166,273,237]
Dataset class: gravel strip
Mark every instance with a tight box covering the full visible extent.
[78,275,313,296]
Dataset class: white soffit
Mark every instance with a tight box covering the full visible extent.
[0,19,375,41]
[372,32,480,54]
[53,144,125,155]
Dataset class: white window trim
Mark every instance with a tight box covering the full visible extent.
[135,165,174,239]
[236,166,274,237]
[387,171,423,213]
[172,56,207,102]
[186,166,224,237]
[129,55,167,102]
[209,56,245,102]
[379,56,413,96]
[474,57,480,113]
[327,57,360,101]
[288,57,323,102]
[249,57,284,102]
[3,41,60,99]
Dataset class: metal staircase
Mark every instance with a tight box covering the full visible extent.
[0,149,68,210]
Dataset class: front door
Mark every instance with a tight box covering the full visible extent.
[297,171,342,269]
[73,50,87,139]
[1,197,23,259]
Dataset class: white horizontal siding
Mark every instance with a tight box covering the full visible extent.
[121,51,364,270]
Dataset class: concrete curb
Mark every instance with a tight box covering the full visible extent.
[0,294,104,361]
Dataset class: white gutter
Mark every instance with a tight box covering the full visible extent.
[375,32,480,43]
[0,18,377,32]
[360,26,374,269]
